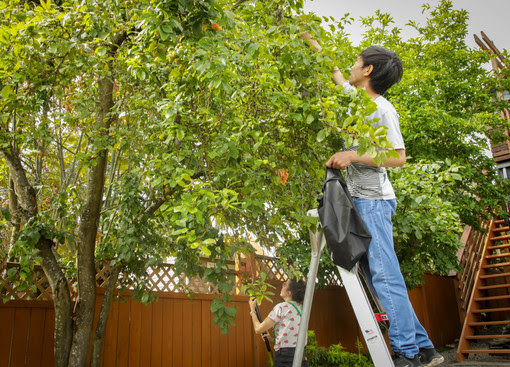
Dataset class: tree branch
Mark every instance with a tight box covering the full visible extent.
[90,264,121,367]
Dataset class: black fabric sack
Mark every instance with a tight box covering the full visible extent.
[317,167,372,271]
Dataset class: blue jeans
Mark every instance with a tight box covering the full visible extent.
[353,197,434,358]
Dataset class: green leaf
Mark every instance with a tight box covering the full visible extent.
[7,268,17,279]
[200,245,211,256]
[247,42,259,57]
[317,129,328,142]
[1,85,12,99]
[225,307,236,317]
[211,298,222,312]
[1,207,11,222]
[96,46,107,57]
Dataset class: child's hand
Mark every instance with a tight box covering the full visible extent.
[248,298,258,312]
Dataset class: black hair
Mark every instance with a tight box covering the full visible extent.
[360,46,403,95]
[288,278,306,304]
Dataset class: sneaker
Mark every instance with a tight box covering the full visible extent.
[392,353,423,367]
[417,348,444,367]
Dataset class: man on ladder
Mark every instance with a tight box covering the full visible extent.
[297,31,444,367]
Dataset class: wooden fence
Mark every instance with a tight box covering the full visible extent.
[0,258,461,366]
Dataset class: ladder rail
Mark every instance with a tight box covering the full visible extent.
[294,215,393,367]
[293,230,326,367]
[337,264,394,366]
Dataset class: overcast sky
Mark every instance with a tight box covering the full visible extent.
[302,0,510,53]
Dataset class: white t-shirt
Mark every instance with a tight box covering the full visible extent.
[342,83,405,200]
[268,301,305,351]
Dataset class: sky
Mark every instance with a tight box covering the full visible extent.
[302,0,510,53]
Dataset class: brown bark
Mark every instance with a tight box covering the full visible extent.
[90,265,121,367]
[7,176,19,260]
[35,239,74,367]
[68,30,129,367]
[69,80,113,366]
[2,150,38,219]
[1,149,73,367]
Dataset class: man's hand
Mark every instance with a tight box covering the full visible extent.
[327,149,406,169]
[326,151,356,169]
[332,66,348,86]
[298,30,312,40]
[298,30,322,52]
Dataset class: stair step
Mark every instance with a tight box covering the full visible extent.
[480,272,510,279]
[459,348,510,354]
[490,234,510,241]
[492,228,510,234]
[488,243,510,251]
[459,219,510,361]
[482,261,510,269]
[494,219,509,226]
[474,294,510,302]
[468,320,510,327]
[472,307,510,313]
[479,283,510,291]
[487,253,510,260]
[466,334,510,340]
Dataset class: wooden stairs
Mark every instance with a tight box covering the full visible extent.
[457,219,510,362]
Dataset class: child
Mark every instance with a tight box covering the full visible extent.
[248,278,308,367]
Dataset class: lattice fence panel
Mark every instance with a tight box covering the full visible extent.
[323,269,342,287]
[0,263,54,301]
[1,254,342,302]
[256,256,287,282]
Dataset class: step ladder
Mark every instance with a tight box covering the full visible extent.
[293,211,394,367]
[457,219,510,362]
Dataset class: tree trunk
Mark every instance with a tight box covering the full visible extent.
[68,31,128,366]
[69,79,114,366]
[36,239,74,367]
[0,149,74,367]
[90,265,121,367]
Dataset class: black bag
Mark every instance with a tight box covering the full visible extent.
[317,167,372,271]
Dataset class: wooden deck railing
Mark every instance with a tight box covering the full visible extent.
[456,222,490,319]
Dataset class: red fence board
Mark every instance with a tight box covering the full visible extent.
[11,308,30,367]
[26,308,46,367]
[0,308,14,367]
[161,298,173,367]
[116,298,130,366]
[40,308,54,367]
[102,297,119,367]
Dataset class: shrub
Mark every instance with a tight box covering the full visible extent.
[305,330,373,367]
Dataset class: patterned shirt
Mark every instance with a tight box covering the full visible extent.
[342,83,405,200]
[268,301,305,351]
